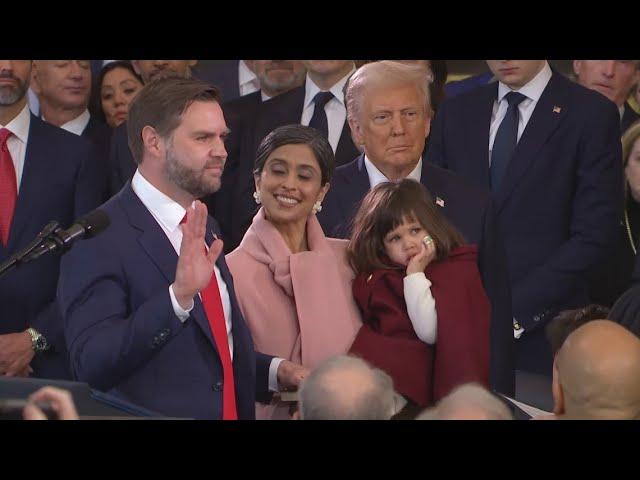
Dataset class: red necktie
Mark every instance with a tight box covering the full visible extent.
[181,214,238,420]
[0,128,17,246]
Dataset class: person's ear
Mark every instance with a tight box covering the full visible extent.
[551,356,565,415]
[141,126,163,158]
[348,115,365,148]
[30,62,42,95]
[572,60,582,78]
[317,182,330,205]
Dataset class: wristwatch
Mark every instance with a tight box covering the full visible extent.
[26,328,50,353]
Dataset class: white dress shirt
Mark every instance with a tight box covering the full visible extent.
[488,62,553,163]
[239,60,260,97]
[0,103,31,193]
[59,110,91,136]
[131,170,234,357]
[364,155,423,188]
[301,68,355,153]
[41,109,91,136]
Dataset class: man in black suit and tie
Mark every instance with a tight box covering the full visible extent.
[31,60,111,201]
[427,60,623,376]
[573,60,640,133]
[317,61,515,396]
[0,60,103,380]
[109,60,197,195]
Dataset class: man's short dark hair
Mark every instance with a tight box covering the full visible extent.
[126,77,220,164]
[546,304,610,356]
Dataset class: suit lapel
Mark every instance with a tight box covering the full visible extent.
[465,83,495,188]
[335,120,360,166]
[120,185,218,349]
[7,116,57,250]
[341,154,372,211]
[493,73,568,211]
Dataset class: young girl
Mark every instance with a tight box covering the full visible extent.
[347,179,491,411]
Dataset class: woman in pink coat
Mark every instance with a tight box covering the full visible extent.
[226,125,362,419]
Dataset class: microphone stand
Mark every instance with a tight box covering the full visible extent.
[0,221,62,279]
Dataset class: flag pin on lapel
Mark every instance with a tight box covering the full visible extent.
[553,106,562,114]
[436,197,445,207]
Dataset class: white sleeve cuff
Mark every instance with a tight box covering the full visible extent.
[169,284,194,323]
[268,357,285,393]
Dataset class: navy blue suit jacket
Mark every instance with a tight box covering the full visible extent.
[0,115,103,379]
[81,114,111,202]
[427,71,624,374]
[192,60,241,103]
[58,183,271,419]
[108,122,133,197]
[317,155,515,395]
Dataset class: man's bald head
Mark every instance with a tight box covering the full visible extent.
[298,355,396,420]
[554,320,640,419]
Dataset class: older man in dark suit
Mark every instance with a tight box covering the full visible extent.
[427,60,623,376]
[0,60,104,380]
[317,61,515,396]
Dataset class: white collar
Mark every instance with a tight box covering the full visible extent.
[0,103,31,143]
[239,60,257,87]
[303,67,355,110]
[497,61,552,104]
[131,169,187,234]
[364,155,422,187]
[60,109,91,136]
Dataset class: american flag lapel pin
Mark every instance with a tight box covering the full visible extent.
[553,106,562,114]
[436,197,445,207]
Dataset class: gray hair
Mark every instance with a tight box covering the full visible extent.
[345,61,432,126]
[298,355,396,420]
[417,383,513,420]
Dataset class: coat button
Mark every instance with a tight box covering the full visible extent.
[212,381,223,392]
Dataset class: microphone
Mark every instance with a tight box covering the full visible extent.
[24,209,111,262]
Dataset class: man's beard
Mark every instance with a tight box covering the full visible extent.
[164,146,221,199]
[0,73,28,106]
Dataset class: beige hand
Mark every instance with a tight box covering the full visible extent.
[173,201,224,309]
[0,332,34,376]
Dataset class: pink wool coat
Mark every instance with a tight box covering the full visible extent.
[226,208,362,419]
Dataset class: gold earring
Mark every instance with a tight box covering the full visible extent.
[312,201,322,214]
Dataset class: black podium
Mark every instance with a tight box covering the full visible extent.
[0,377,173,419]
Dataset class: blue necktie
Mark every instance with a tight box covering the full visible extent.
[490,91,527,191]
[308,91,334,139]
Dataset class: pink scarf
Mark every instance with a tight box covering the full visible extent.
[239,208,362,370]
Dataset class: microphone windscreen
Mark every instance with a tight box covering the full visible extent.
[77,209,110,239]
